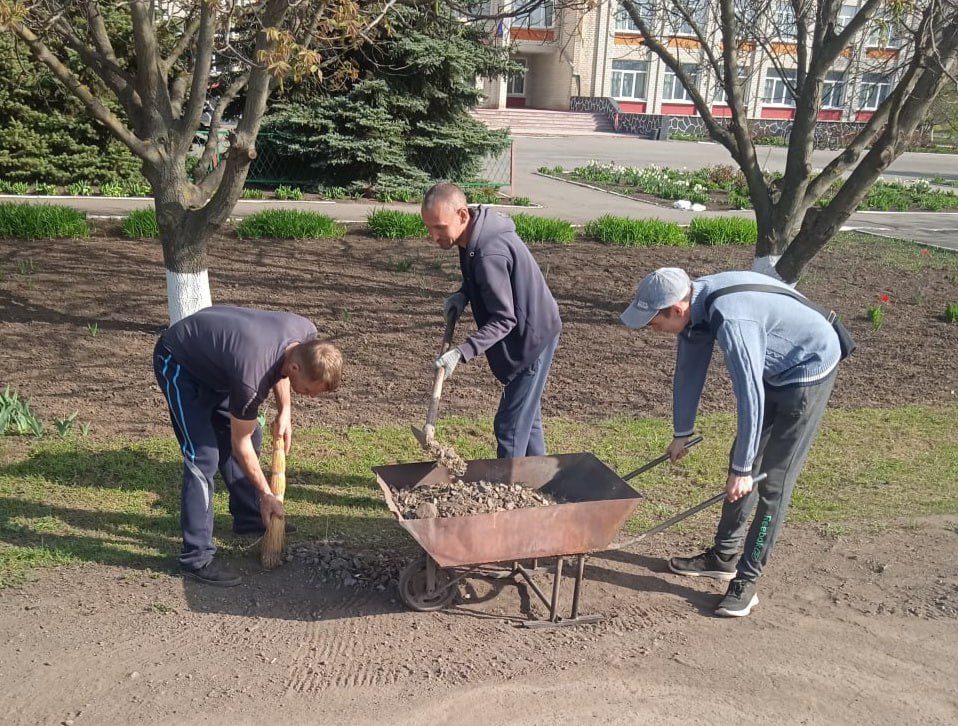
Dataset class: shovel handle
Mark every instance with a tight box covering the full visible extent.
[621,435,703,481]
[424,310,461,435]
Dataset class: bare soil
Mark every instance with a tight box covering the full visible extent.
[1,225,957,724]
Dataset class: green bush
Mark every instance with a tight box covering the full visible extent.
[946,303,958,324]
[687,217,758,246]
[0,35,144,186]
[236,210,345,240]
[511,196,532,207]
[320,186,348,200]
[511,213,575,244]
[366,209,428,239]
[274,185,304,201]
[583,216,688,247]
[68,181,93,196]
[99,180,124,197]
[123,179,151,197]
[242,188,265,200]
[120,209,159,238]
[466,187,501,205]
[33,182,56,195]
[0,203,90,239]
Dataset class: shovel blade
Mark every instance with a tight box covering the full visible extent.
[410,424,432,449]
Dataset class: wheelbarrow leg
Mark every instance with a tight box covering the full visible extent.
[570,554,586,619]
[549,557,564,622]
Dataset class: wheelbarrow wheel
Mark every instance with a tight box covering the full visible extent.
[398,555,456,612]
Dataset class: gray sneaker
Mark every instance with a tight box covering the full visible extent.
[715,578,759,617]
[668,548,738,580]
[181,560,242,587]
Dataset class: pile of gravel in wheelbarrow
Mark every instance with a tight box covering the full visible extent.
[392,479,556,519]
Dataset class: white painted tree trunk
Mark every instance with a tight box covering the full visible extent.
[166,269,212,324]
[751,255,794,285]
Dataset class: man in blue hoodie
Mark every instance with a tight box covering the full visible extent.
[420,182,562,459]
[620,267,840,617]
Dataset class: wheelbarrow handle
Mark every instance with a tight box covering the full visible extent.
[621,435,704,482]
[612,472,768,551]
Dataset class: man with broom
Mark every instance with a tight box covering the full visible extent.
[153,306,343,586]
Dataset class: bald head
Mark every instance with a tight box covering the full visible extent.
[421,182,471,249]
[422,182,467,211]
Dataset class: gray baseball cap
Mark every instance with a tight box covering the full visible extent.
[620,267,692,329]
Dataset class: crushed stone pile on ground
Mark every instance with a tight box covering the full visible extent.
[392,479,556,519]
[290,543,403,590]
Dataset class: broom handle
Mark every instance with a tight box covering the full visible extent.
[270,434,286,503]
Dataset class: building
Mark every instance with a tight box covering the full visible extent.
[477,1,903,126]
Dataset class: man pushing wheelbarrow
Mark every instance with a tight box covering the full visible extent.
[620,267,846,618]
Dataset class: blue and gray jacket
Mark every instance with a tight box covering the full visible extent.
[455,206,562,384]
[674,271,840,474]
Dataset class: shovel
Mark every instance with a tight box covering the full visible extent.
[411,308,460,449]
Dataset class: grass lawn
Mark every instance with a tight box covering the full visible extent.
[2,404,956,587]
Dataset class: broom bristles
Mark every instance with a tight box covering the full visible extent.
[261,515,285,569]
[260,434,287,569]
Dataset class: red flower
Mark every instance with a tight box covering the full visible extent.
[920,248,930,256]
[879,294,891,303]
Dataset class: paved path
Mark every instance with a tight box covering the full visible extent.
[4,136,957,250]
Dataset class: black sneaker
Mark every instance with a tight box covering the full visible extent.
[668,548,738,580]
[180,560,243,587]
[233,522,297,536]
[715,578,759,617]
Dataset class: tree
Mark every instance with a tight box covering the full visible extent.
[525,0,958,281]
[0,1,391,322]
[0,34,142,185]
[258,4,514,195]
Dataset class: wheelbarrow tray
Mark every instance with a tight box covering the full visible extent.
[372,453,642,569]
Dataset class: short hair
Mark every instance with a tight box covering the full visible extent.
[422,182,467,211]
[294,341,343,391]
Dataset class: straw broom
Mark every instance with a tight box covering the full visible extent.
[260,434,286,569]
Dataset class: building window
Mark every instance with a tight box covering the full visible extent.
[507,59,527,96]
[836,4,857,32]
[822,70,845,108]
[713,67,749,103]
[614,2,653,32]
[763,69,797,106]
[865,17,902,48]
[611,59,649,100]
[858,72,892,110]
[454,1,493,21]
[663,63,700,101]
[515,0,554,29]
[669,0,709,36]
[771,1,797,40]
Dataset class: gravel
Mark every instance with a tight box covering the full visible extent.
[290,543,404,591]
[391,479,556,519]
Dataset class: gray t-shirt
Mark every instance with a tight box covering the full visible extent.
[158,306,317,420]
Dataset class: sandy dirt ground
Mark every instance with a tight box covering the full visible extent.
[1,518,956,725]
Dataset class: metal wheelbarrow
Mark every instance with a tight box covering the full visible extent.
[372,437,739,629]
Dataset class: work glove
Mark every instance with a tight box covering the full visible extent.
[434,349,463,379]
[443,292,468,321]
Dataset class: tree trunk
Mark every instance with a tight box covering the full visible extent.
[149,164,215,324]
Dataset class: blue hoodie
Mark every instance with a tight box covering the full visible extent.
[674,271,840,474]
[455,207,562,384]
